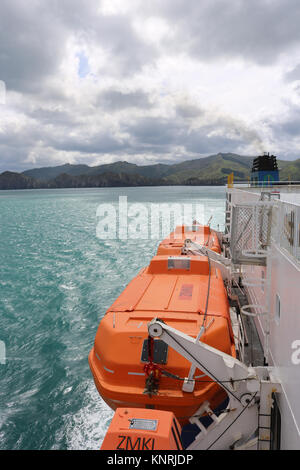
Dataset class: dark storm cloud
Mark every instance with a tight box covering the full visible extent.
[125,116,187,147]
[123,115,244,155]
[0,1,68,92]
[144,0,300,65]
[26,107,80,127]
[270,104,300,137]
[99,89,153,111]
[0,145,31,172]
[48,132,129,155]
[90,17,157,76]
[58,0,157,73]
[0,0,157,94]
[0,117,128,172]
[183,128,242,154]
[0,120,43,171]
[1,0,300,172]
[176,102,204,119]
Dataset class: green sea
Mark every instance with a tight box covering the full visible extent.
[0,186,226,450]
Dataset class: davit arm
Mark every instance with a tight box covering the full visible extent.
[147,318,276,450]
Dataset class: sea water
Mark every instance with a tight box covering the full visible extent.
[0,186,225,450]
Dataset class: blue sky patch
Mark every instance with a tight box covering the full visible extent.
[77,51,90,78]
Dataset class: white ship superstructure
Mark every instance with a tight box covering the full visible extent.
[225,184,300,449]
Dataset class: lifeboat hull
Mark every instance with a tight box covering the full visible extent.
[89,243,235,425]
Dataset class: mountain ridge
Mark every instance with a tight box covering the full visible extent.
[0,153,299,190]
[22,153,254,181]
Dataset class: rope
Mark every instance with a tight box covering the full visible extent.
[161,368,253,384]
[200,246,211,330]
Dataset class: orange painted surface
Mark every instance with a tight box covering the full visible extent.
[89,226,235,424]
[156,224,221,256]
[101,408,183,450]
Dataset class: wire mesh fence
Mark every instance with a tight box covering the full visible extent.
[230,203,272,265]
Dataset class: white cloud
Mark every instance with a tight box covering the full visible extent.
[1,0,300,172]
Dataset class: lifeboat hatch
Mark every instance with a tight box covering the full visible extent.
[129,418,158,431]
[141,339,168,365]
[168,256,190,270]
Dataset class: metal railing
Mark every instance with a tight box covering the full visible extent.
[227,186,300,265]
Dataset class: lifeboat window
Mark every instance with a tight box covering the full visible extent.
[168,257,191,270]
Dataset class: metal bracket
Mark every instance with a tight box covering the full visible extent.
[147,318,281,450]
[182,240,233,282]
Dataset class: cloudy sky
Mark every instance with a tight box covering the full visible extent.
[1,0,300,172]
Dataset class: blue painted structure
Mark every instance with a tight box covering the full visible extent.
[251,153,279,186]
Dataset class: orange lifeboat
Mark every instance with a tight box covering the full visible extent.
[156,224,221,256]
[101,408,183,450]
[89,226,235,425]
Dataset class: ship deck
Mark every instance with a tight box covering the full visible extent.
[234,183,300,206]
[230,285,265,367]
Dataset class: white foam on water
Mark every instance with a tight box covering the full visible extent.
[59,283,77,291]
[62,381,114,450]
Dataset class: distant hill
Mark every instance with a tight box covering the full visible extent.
[162,153,254,184]
[0,152,299,190]
[22,153,255,183]
[22,160,172,181]
[0,171,39,190]
[22,163,91,181]
[47,172,164,188]
[279,159,300,181]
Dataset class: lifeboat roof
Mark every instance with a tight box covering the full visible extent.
[107,255,229,319]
